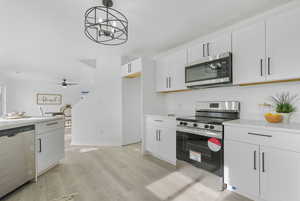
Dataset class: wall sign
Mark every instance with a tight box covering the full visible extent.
[37,93,62,105]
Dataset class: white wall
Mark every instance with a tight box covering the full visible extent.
[72,57,123,146]
[164,81,300,123]
[3,78,83,116]
[122,77,141,145]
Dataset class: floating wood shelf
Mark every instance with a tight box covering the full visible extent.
[239,78,300,86]
[124,72,141,78]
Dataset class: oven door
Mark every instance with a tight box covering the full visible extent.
[185,52,232,87]
[177,131,224,177]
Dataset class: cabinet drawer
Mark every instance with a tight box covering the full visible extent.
[225,126,300,153]
[145,116,176,129]
[36,120,64,135]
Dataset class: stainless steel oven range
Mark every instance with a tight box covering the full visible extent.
[176,101,240,190]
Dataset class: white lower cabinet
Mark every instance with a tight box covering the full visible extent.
[224,125,300,201]
[260,146,300,201]
[145,116,176,165]
[224,140,260,198]
[36,120,65,175]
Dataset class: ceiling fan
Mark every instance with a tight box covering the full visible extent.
[58,79,79,88]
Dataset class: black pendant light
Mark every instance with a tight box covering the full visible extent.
[84,0,128,45]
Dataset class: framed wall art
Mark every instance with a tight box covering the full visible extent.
[37,93,62,105]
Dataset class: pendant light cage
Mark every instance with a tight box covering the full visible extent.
[84,1,128,45]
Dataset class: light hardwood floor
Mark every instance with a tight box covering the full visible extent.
[2,139,252,201]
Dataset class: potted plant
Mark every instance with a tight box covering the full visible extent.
[269,92,298,123]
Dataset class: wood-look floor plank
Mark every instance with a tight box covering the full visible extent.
[2,141,252,201]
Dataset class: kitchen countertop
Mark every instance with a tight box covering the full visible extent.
[144,114,177,120]
[223,119,300,133]
[0,116,64,131]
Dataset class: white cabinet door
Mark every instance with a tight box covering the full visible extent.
[155,57,169,92]
[157,127,176,165]
[168,49,187,91]
[131,58,142,74]
[232,22,266,84]
[260,146,300,201]
[145,127,158,154]
[36,134,48,174]
[207,33,232,56]
[187,42,206,64]
[121,64,129,77]
[37,128,64,174]
[266,7,300,81]
[224,140,260,198]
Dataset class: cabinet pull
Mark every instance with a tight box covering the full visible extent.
[38,138,42,153]
[248,132,272,138]
[260,59,263,76]
[169,77,171,89]
[203,44,205,57]
[267,57,271,75]
[166,77,168,88]
[46,122,58,126]
[253,150,257,170]
[155,130,158,141]
[206,43,210,57]
[154,120,163,122]
[158,130,161,141]
[262,152,265,172]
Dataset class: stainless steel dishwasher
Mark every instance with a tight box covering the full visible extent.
[0,125,35,198]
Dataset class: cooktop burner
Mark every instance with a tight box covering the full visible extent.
[176,116,230,125]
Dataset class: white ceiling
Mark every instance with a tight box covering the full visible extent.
[0,0,293,82]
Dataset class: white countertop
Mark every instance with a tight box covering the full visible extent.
[223,119,300,133]
[0,116,64,131]
[144,114,177,120]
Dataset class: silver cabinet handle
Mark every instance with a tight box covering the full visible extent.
[267,57,271,75]
[46,122,58,126]
[253,150,257,170]
[248,132,272,138]
[158,130,161,141]
[154,120,163,122]
[207,43,210,57]
[38,138,42,153]
[203,44,205,57]
[155,130,158,141]
[166,77,168,88]
[169,77,171,89]
[260,59,263,76]
[262,152,265,172]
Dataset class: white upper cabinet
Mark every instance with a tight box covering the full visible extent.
[121,58,142,78]
[187,33,231,65]
[266,7,300,81]
[206,33,232,56]
[187,41,207,64]
[168,49,187,91]
[233,22,266,84]
[156,56,169,92]
[156,49,187,92]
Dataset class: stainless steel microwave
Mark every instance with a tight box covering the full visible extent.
[185,52,232,88]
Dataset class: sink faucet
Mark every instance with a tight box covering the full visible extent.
[39,107,44,117]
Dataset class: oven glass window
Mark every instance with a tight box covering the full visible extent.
[185,57,231,83]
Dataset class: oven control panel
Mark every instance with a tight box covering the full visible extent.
[177,121,223,132]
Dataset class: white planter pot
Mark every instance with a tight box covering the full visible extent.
[278,113,292,124]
